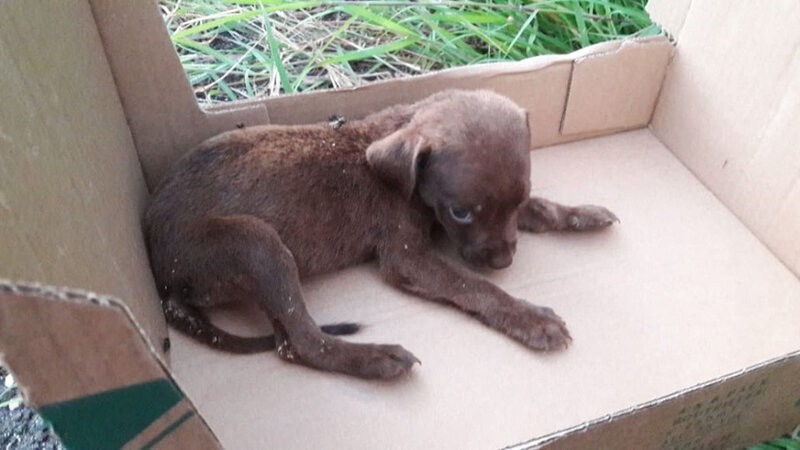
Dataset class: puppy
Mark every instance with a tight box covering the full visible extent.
[143,90,617,379]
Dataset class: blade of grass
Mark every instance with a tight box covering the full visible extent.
[291,14,359,91]
[504,10,538,58]
[339,5,420,38]
[262,14,293,93]
[571,2,591,48]
[320,36,418,66]
[216,78,237,101]
[437,10,510,56]
[418,16,482,60]
[430,10,508,25]
[767,439,800,450]
[172,9,261,39]
[173,38,236,65]
[244,69,255,97]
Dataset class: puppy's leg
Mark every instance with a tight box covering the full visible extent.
[378,246,570,351]
[193,215,419,379]
[162,296,277,353]
[518,197,618,233]
[161,296,361,354]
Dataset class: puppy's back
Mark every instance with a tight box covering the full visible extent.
[144,122,401,281]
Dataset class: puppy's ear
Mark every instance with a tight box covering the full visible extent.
[366,128,430,199]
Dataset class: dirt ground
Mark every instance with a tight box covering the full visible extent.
[0,367,63,449]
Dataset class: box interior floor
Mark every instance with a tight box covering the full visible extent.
[169,129,800,449]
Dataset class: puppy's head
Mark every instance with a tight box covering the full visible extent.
[367,90,530,269]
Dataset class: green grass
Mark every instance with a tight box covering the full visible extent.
[159,0,658,103]
[748,427,800,450]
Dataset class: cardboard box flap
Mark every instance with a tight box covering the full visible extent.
[561,36,672,135]
[88,0,270,190]
[651,0,800,277]
[0,282,221,449]
[0,0,166,354]
[514,350,800,449]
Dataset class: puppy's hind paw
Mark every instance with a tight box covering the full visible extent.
[355,344,421,379]
[566,205,619,231]
[311,341,420,380]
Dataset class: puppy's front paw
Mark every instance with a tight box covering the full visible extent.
[566,205,619,231]
[490,302,571,351]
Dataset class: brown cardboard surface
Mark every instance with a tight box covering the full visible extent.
[134,412,221,450]
[520,352,800,449]
[0,289,162,405]
[561,38,672,135]
[169,129,800,449]
[0,0,166,353]
[0,283,221,449]
[89,0,269,190]
[122,399,218,450]
[650,0,800,277]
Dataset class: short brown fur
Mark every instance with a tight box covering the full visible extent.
[143,90,617,379]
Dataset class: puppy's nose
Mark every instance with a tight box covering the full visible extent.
[507,239,517,255]
[486,240,516,269]
[488,251,513,269]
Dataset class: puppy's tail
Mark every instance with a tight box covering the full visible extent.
[161,297,360,354]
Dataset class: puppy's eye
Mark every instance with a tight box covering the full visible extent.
[449,207,474,224]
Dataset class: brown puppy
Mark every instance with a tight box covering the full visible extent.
[143,90,617,379]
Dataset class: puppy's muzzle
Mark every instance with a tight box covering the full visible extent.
[461,239,517,270]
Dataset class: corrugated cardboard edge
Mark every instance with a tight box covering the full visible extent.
[506,349,800,449]
[560,36,673,135]
[0,280,221,449]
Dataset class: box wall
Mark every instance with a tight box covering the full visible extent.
[650,0,800,277]
[88,0,269,190]
[0,0,167,352]
[515,351,800,449]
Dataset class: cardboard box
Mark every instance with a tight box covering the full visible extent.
[1,1,799,448]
